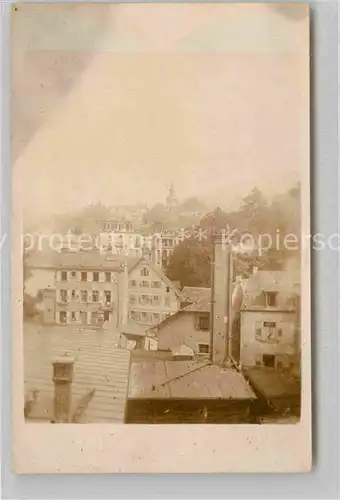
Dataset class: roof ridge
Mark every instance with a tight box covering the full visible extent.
[159,361,211,389]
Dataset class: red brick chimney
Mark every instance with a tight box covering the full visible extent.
[52,356,74,423]
[211,233,232,365]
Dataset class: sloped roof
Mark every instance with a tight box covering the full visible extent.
[243,367,300,412]
[171,344,194,357]
[126,256,143,272]
[26,249,121,270]
[148,283,244,333]
[121,322,148,337]
[127,256,181,297]
[128,361,256,400]
[241,270,300,311]
[184,295,211,313]
[25,249,59,269]
[24,324,130,423]
[58,251,123,270]
[183,284,241,313]
[26,250,142,273]
[181,286,211,305]
[172,281,182,291]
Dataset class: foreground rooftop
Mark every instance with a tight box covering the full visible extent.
[128,360,256,400]
[24,324,130,423]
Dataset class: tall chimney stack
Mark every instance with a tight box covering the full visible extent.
[118,259,129,328]
[211,233,232,365]
[52,356,74,423]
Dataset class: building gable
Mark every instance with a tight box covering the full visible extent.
[127,257,180,297]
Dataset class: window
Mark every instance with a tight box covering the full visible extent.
[263,321,277,341]
[140,267,149,277]
[81,290,88,302]
[198,315,210,331]
[262,354,275,367]
[129,280,137,287]
[104,291,111,304]
[80,311,87,324]
[59,311,67,324]
[140,294,151,305]
[198,343,210,354]
[255,321,262,340]
[265,291,278,307]
[140,280,149,288]
[92,290,99,303]
[151,281,161,289]
[71,290,76,300]
[166,286,170,293]
[129,294,136,304]
[256,321,277,341]
[164,296,171,307]
[91,312,97,325]
[141,312,150,322]
[130,310,141,321]
[277,327,283,337]
[153,313,160,322]
[71,311,77,322]
[105,272,111,283]
[93,272,99,282]
[70,271,76,278]
[152,295,160,305]
[60,290,68,303]
[81,272,87,282]
[61,271,67,282]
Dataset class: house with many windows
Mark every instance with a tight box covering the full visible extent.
[127,257,181,327]
[52,251,125,327]
[239,269,301,370]
[27,249,180,328]
[150,230,182,268]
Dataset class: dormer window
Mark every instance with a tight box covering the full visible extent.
[265,291,278,307]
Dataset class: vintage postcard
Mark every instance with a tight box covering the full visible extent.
[12,3,311,473]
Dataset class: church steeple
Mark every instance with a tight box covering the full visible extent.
[166,183,178,211]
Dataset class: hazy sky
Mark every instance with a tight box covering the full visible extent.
[12,3,309,219]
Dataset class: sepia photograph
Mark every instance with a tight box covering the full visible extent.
[12,2,311,472]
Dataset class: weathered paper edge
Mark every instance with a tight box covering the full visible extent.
[11,4,311,474]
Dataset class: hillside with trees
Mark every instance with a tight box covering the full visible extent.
[165,184,300,287]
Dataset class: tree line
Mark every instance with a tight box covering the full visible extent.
[165,185,301,288]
